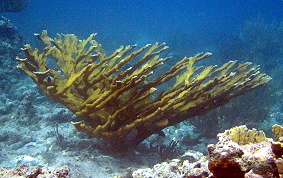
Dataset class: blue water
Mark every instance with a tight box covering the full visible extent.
[3,0,283,48]
[1,1,283,176]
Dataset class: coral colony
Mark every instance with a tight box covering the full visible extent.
[16,30,271,149]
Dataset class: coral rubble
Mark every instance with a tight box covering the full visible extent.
[118,150,210,178]
[0,164,69,178]
[17,30,271,148]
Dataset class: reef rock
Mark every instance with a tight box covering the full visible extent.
[0,15,24,93]
[0,164,69,178]
[120,125,283,178]
[208,125,280,178]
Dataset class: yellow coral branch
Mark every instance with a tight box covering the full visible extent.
[17,31,272,148]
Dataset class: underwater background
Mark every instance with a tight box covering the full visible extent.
[1,0,283,177]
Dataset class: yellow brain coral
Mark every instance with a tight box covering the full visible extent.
[222,125,270,145]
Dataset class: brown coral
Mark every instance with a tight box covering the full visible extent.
[16,30,271,148]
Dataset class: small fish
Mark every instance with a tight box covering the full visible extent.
[156,130,166,137]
